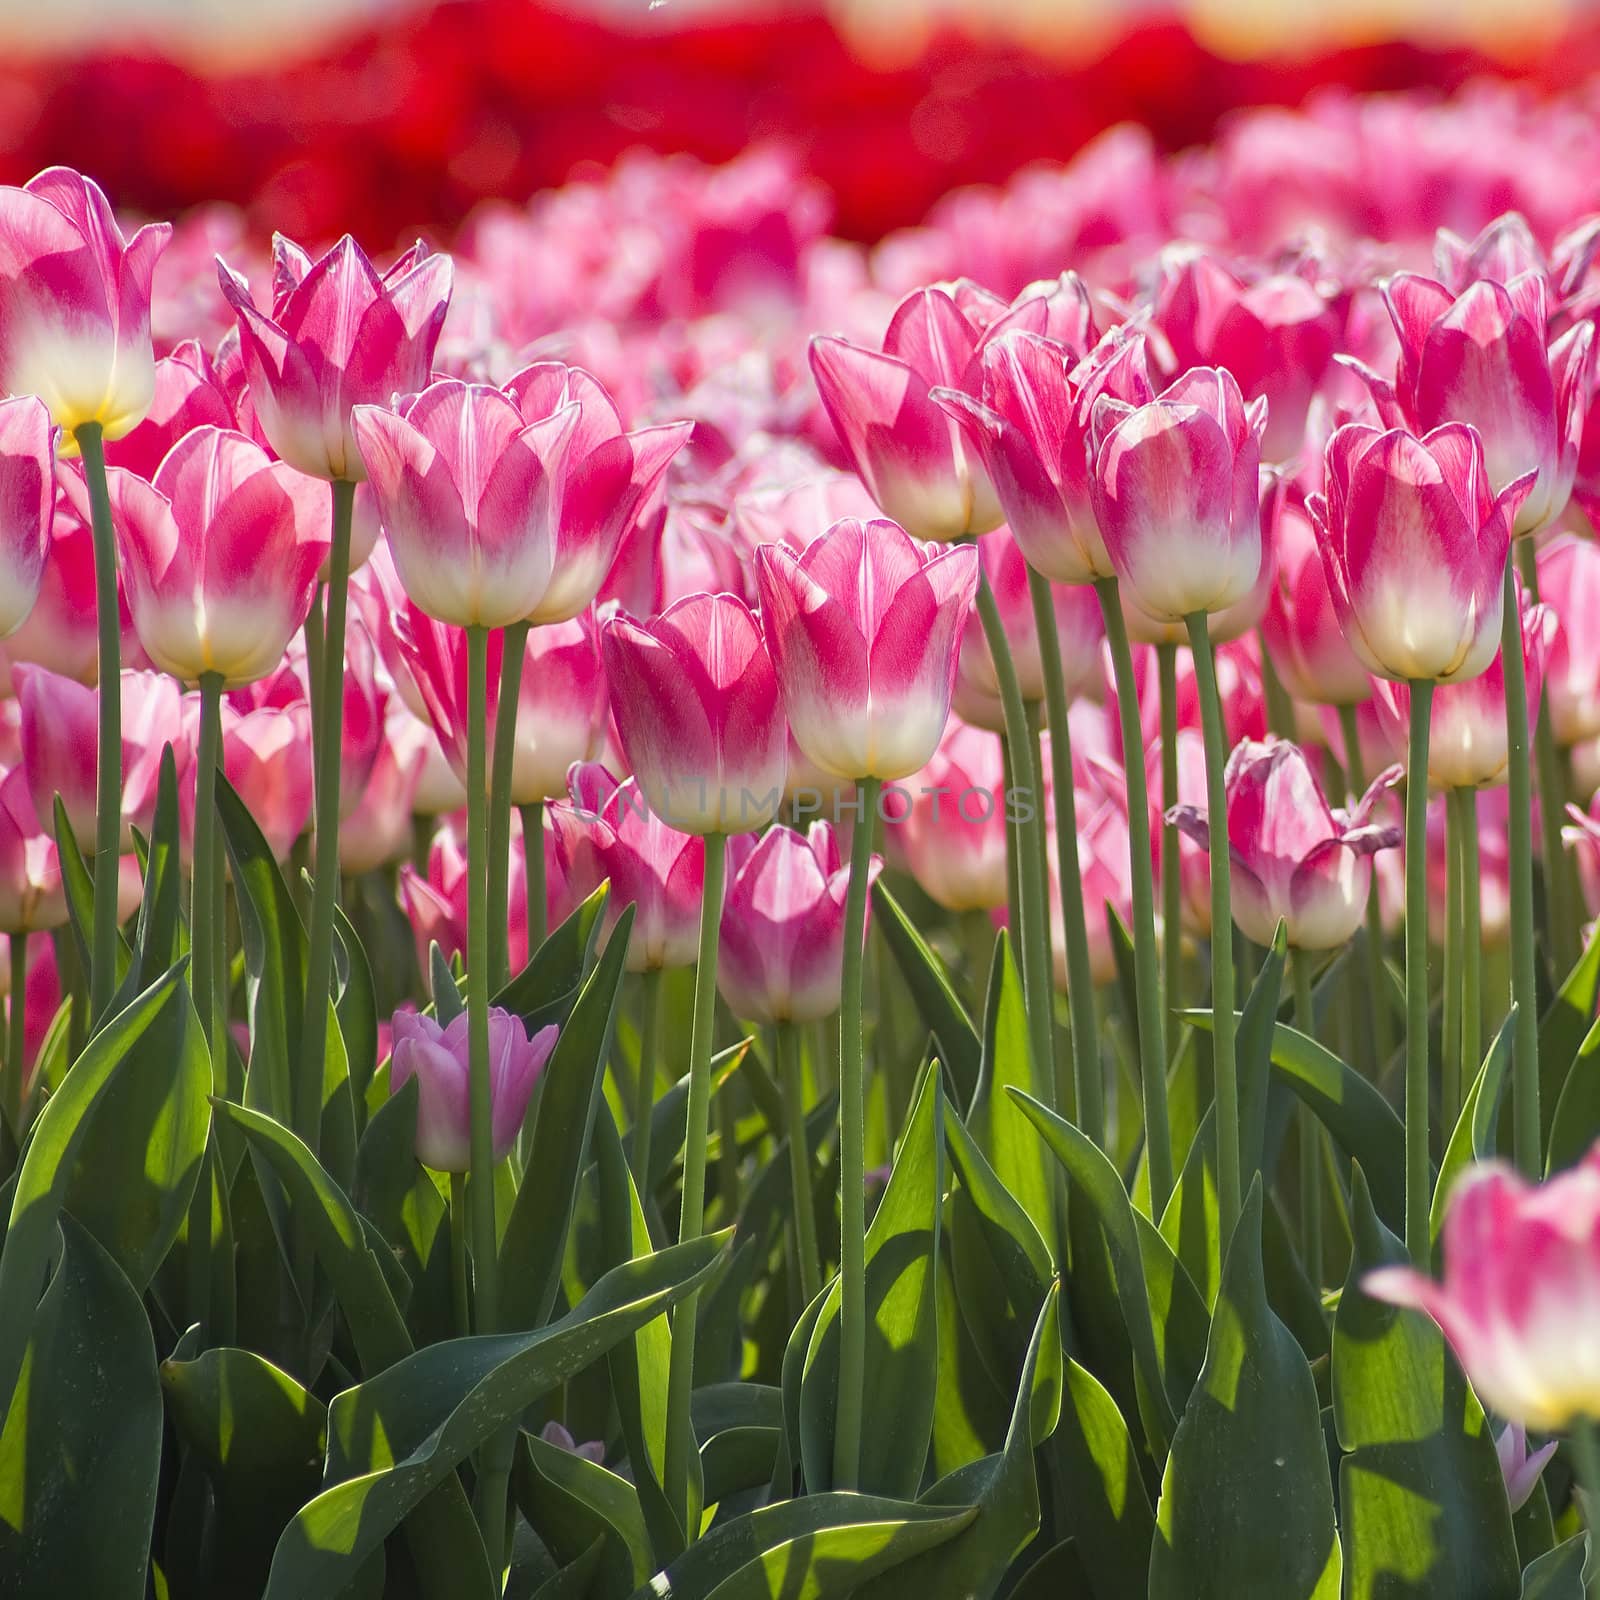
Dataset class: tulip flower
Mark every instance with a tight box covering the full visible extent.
[217,701,314,865]
[103,339,236,478]
[1308,423,1532,685]
[1436,213,1547,293]
[601,592,785,836]
[0,397,53,640]
[5,477,108,683]
[895,721,1011,914]
[1496,1424,1558,1514]
[1088,366,1267,624]
[754,517,978,782]
[352,379,577,630]
[1048,750,1140,989]
[0,167,170,443]
[1535,535,1600,746]
[389,1006,556,1172]
[108,426,331,687]
[1366,1145,1600,1429]
[504,614,609,806]
[217,234,452,482]
[0,769,66,935]
[1168,737,1402,950]
[718,821,877,1026]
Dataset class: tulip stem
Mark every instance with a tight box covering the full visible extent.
[999,733,1023,952]
[776,1020,822,1306]
[1444,784,1463,1132]
[1185,614,1240,1247]
[1030,569,1102,1143]
[1158,643,1183,1072]
[1094,579,1171,1212]
[1568,1418,1600,1596]
[1404,679,1435,1267]
[4,936,24,1140]
[449,1171,469,1336]
[1291,949,1322,1286]
[833,779,879,1492]
[632,966,661,1189]
[490,621,530,988]
[1339,701,1393,1073]
[1459,786,1482,1100]
[74,422,122,1027]
[664,831,727,1535]
[520,802,547,952]
[1500,558,1541,1177]
[973,572,1058,1113]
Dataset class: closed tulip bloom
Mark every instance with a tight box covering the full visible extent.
[1169,738,1402,950]
[1089,366,1267,622]
[501,363,692,624]
[601,592,785,836]
[0,768,66,934]
[505,614,609,805]
[1535,535,1600,745]
[0,168,170,443]
[389,1006,556,1172]
[1351,271,1593,534]
[5,477,100,683]
[219,701,314,864]
[755,517,979,782]
[109,426,331,686]
[218,234,452,481]
[353,379,577,629]
[1308,423,1533,684]
[1366,1144,1600,1429]
[718,821,879,1024]
[0,397,53,639]
[1261,493,1371,707]
[896,721,1011,912]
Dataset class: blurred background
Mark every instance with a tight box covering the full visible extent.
[3,0,1595,247]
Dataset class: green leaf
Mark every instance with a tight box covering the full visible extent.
[0,1217,161,1598]
[53,796,131,995]
[126,745,186,998]
[802,1059,942,1498]
[1547,1011,1600,1177]
[495,880,610,1034]
[1335,1166,1521,1600]
[1148,1180,1342,1599]
[268,1235,730,1599]
[1159,1105,1221,1308]
[160,1346,326,1596]
[1236,923,1288,1182]
[500,903,634,1332]
[353,1076,446,1295]
[1008,1089,1178,1456]
[1540,918,1600,1146]
[1521,1536,1591,1598]
[1435,1010,1516,1238]
[873,880,982,1109]
[334,903,379,1124]
[430,944,464,1023]
[0,964,186,1410]
[514,1430,652,1593]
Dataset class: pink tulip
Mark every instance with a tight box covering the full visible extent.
[1436,214,1548,294]
[1563,795,1600,919]
[1308,423,1531,684]
[504,614,609,806]
[1089,366,1267,622]
[1496,1423,1558,1514]
[0,167,170,442]
[1535,535,1600,745]
[108,426,330,687]
[176,698,312,866]
[754,517,978,782]
[389,1006,556,1172]
[16,666,181,852]
[730,471,878,555]
[1,931,59,1088]
[0,769,65,934]
[501,363,691,624]
[5,477,106,683]
[103,339,235,478]
[718,821,879,1025]
[895,721,1011,913]
[810,285,1012,541]
[1169,738,1402,949]
[352,379,576,629]
[389,601,503,788]
[1348,272,1592,534]
[218,234,452,481]
[1366,1144,1600,1429]
[1049,751,1139,988]
[0,396,54,640]
[934,330,1151,584]
[339,702,427,876]
[1370,595,1556,789]
[601,592,785,836]
[550,763,704,972]
[397,819,539,985]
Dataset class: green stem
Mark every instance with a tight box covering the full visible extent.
[1569,1418,1600,1597]
[449,1171,470,1337]
[75,422,122,1026]
[831,780,879,1492]
[777,1020,822,1305]
[490,621,530,989]
[999,732,1022,952]
[1444,784,1463,1135]
[1095,579,1171,1212]
[193,674,224,1053]
[1158,642,1183,1072]
[1292,949,1322,1287]
[1185,614,1240,1245]
[4,936,24,1138]
[521,801,547,953]
[1460,787,1482,1099]
[632,966,662,1188]
[1404,679,1435,1266]
[973,573,1057,1108]
[1500,557,1541,1176]
[663,832,727,1532]
[1030,569,1102,1141]
[1340,701,1393,1073]
[303,587,325,765]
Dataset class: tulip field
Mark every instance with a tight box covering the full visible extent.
[11,52,1600,1600]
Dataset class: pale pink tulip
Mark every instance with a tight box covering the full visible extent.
[895,721,1011,913]
[504,614,609,806]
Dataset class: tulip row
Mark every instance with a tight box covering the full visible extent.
[2,121,1600,1600]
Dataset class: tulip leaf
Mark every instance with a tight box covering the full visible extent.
[969,930,1059,1263]
[352,1075,446,1293]
[1159,1104,1221,1308]
[499,902,634,1332]
[1236,922,1288,1183]
[1539,917,1600,1146]
[1008,1088,1178,1456]
[1521,1536,1590,1598]
[872,880,982,1109]
[267,1234,729,1598]
[513,1430,652,1593]
[0,1216,162,1598]
[1134,1210,1210,1422]
[125,745,186,999]
[801,1057,942,1498]
[334,902,378,1124]
[52,795,132,1000]
[160,1346,326,1596]
[1434,1010,1516,1237]
[1148,1179,1342,1599]
[495,879,610,1035]
[1335,1165,1521,1599]
[1546,1009,1600,1177]
[0,963,187,1411]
